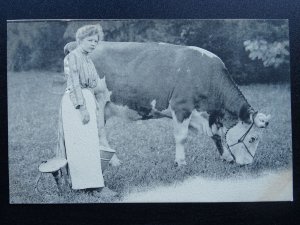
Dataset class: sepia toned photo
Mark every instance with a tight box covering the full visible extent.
[7,19,292,203]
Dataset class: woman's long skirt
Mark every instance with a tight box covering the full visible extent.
[61,89,104,189]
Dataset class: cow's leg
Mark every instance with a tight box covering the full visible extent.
[170,109,192,166]
[189,111,233,162]
[189,110,213,136]
[210,124,234,162]
[211,134,224,156]
[190,111,225,156]
[189,111,224,155]
[212,126,234,162]
[189,111,223,155]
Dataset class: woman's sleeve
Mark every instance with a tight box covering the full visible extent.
[63,57,69,79]
[68,53,85,109]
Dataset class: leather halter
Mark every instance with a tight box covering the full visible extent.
[225,111,258,162]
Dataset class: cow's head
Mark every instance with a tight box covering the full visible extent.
[220,112,271,165]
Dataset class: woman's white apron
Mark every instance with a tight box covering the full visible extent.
[62,89,104,189]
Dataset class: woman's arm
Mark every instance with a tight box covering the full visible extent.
[68,53,90,124]
[68,53,85,109]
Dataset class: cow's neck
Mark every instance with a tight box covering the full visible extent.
[223,88,251,121]
[216,70,252,124]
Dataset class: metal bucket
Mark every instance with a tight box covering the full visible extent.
[100,146,116,172]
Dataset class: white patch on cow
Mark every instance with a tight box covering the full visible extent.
[171,109,192,166]
[189,110,213,137]
[150,99,157,110]
[158,42,168,45]
[188,46,219,59]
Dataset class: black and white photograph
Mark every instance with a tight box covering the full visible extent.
[7,19,293,203]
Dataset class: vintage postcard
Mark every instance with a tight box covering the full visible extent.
[7,19,292,203]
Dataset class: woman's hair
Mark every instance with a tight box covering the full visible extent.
[75,24,104,42]
[64,41,78,55]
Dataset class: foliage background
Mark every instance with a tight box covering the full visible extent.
[7,19,290,84]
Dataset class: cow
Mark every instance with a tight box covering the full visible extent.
[90,41,271,166]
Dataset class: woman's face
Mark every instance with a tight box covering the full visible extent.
[79,34,99,53]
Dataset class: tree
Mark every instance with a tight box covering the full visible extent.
[244,40,289,68]
[7,21,66,71]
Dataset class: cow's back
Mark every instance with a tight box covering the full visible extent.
[91,42,224,114]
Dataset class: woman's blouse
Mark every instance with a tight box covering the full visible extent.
[66,48,99,109]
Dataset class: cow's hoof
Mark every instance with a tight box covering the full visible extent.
[174,159,187,167]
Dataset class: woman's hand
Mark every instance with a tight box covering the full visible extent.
[79,105,90,124]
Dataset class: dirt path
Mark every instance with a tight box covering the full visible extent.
[122,170,292,202]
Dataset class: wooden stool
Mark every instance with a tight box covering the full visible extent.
[35,157,68,194]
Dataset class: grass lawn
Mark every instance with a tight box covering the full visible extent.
[8,71,292,203]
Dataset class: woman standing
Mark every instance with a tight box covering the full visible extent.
[57,24,116,196]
